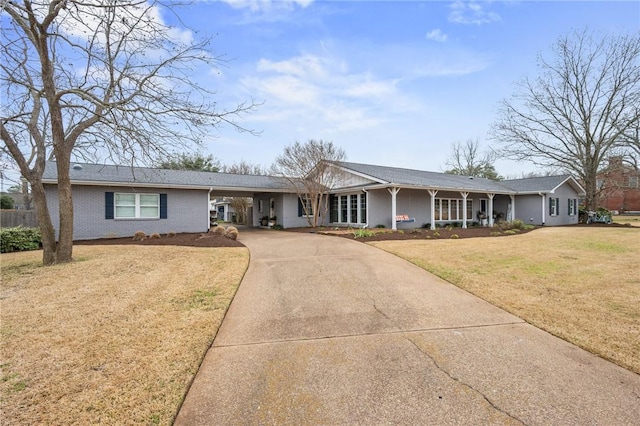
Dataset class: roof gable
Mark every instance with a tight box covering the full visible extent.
[502,175,586,195]
[334,161,514,193]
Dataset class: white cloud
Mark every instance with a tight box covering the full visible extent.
[257,55,327,79]
[238,52,404,135]
[449,0,501,25]
[221,0,313,12]
[426,29,448,43]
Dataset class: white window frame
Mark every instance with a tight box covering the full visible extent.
[435,198,473,222]
[300,196,314,217]
[550,197,559,216]
[115,193,160,219]
[332,193,366,225]
[568,198,577,216]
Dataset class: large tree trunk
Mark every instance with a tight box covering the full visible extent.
[55,155,74,263]
[30,179,58,265]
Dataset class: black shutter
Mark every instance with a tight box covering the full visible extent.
[549,198,553,216]
[105,192,114,219]
[298,197,303,217]
[160,194,168,219]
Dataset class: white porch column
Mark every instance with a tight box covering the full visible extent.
[428,189,438,230]
[487,193,495,227]
[460,191,469,229]
[388,187,401,230]
[540,193,546,225]
[509,194,515,222]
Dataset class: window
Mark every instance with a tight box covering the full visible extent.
[630,176,639,188]
[330,195,339,223]
[434,198,473,221]
[340,196,348,222]
[568,198,577,216]
[115,193,160,219]
[360,194,367,224]
[350,194,358,223]
[299,196,314,217]
[549,197,559,216]
[258,199,264,213]
[330,193,367,224]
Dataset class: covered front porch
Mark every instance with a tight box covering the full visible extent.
[360,186,515,230]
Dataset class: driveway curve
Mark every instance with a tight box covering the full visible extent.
[175,230,640,425]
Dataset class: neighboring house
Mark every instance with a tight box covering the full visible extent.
[42,161,585,240]
[210,197,252,223]
[596,157,640,213]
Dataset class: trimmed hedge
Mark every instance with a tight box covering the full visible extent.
[0,226,42,253]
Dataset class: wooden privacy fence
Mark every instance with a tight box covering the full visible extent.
[0,210,38,228]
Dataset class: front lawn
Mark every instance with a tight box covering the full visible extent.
[0,245,249,424]
[370,227,640,374]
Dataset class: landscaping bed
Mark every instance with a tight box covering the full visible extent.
[286,222,633,242]
[74,231,244,248]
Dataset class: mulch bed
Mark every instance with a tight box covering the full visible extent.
[286,222,634,242]
[74,232,245,248]
[285,225,535,242]
[73,222,634,248]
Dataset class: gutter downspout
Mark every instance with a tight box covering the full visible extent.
[208,188,213,231]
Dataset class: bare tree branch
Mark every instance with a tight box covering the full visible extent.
[491,29,640,210]
[444,138,502,180]
[1,0,258,264]
[272,140,347,228]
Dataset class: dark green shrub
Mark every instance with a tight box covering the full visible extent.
[578,206,589,223]
[596,207,612,220]
[0,226,42,253]
[421,223,431,229]
[375,224,386,228]
[0,195,14,209]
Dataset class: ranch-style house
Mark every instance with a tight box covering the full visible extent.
[42,161,585,240]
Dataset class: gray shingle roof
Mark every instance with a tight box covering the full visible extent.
[335,161,515,193]
[42,162,292,191]
[42,160,582,195]
[501,175,578,193]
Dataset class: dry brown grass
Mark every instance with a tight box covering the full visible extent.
[1,245,249,425]
[613,214,640,226]
[370,227,640,374]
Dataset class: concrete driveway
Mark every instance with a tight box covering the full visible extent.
[175,230,640,425]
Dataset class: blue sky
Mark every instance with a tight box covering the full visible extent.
[168,0,638,177]
[26,1,640,179]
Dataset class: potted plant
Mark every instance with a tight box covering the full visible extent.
[260,215,269,227]
[268,215,277,227]
[477,210,488,227]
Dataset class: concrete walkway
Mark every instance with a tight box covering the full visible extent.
[175,230,640,425]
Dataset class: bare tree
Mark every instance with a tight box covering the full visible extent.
[222,160,267,175]
[491,29,640,211]
[221,161,267,224]
[272,140,346,228]
[1,1,257,265]
[444,139,502,180]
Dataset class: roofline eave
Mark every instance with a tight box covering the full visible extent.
[41,179,294,193]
